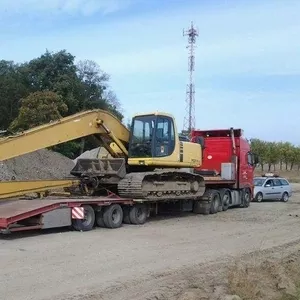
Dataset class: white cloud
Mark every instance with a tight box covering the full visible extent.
[0,0,135,16]
[1,0,298,78]
[71,0,300,77]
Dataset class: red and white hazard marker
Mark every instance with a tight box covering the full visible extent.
[72,207,84,219]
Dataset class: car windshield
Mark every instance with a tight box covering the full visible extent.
[254,178,264,186]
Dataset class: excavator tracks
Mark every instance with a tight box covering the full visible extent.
[117,171,205,201]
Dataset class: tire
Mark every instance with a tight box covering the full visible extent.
[129,204,148,225]
[241,188,251,208]
[122,206,131,224]
[72,205,95,231]
[255,192,263,203]
[281,192,289,202]
[209,190,221,214]
[95,210,105,227]
[193,200,210,215]
[103,204,123,229]
[220,189,231,211]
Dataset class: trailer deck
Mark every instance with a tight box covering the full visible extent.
[0,195,134,233]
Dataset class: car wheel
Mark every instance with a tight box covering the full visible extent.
[281,192,289,202]
[255,192,263,202]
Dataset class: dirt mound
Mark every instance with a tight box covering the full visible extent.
[0,149,75,181]
[227,251,300,300]
[72,147,111,164]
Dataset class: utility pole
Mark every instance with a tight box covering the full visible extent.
[182,21,198,135]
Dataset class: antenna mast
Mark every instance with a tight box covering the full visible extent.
[183,21,198,134]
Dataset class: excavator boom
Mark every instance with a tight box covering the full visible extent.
[0,109,130,200]
[0,109,130,161]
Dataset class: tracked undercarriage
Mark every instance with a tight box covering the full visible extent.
[70,158,206,201]
[117,171,205,201]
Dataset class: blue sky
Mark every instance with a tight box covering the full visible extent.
[0,0,299,143]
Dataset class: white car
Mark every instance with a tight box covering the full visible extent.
[253,174,292,202]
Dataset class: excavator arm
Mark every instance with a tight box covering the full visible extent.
[0,109,130,160]
[0,109,130,200]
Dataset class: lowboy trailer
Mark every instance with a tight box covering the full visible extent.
[0,193,135,233]
[0,109,258,235]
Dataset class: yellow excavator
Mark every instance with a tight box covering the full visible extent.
[0,109,206,201]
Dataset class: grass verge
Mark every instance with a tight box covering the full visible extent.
[227,251,300,300]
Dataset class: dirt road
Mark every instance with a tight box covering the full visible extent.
[1,185,300,300]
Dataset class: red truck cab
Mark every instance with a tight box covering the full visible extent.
[190,128,257,193]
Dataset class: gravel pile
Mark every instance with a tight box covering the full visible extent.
[72,147,111,164]
[0,149,75,181]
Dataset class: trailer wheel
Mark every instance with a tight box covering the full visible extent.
[193,200,210,215]
[122,206,131,224]
[209,190,221,214]
[241,188,251,208]
[96,210,105,227]
[72,205,95,231]
[193,201,202,214]
[220,189,230,211]
[103,204,123,228]
[129,204,148,225]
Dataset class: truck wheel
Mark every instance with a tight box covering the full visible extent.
[220,189,230,211]
[193,200,210,214]
[241,188,251,208]
[96,210,105,227]
[122,206,131,224]
[193,201,202,214]
[129,204,148,225]
[72,205,95,231]
[103,204,123,228]
[209,190,221,214]
[255,192,263,202]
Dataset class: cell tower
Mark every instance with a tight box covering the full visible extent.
[183,21,198,134]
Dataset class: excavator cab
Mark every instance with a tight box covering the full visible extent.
[127,112,202,168]
[128,113,176,160]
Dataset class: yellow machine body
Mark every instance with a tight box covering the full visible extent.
[127,112,202,168]
[0,109,205,201]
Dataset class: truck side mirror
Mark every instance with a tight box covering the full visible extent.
[253,153,259,165]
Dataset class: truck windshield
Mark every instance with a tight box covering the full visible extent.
[129,115,155,158]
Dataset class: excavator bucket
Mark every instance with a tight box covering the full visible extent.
[70,158,126,179]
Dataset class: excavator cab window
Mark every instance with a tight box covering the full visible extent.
[129,115,175,158]
[155,116,175,157]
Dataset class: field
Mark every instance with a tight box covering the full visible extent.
[254,168,300,183]
[1,182,300,300]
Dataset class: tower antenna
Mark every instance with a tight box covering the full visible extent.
[182,21,198,134]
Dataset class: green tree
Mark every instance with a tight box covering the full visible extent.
[250,138,268,170]
[264,142,280,171]
[6,50,124,158]
[0,60,29,129]
[19,49,81,114]
[75,59,123,154]
[9,91,67,131]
